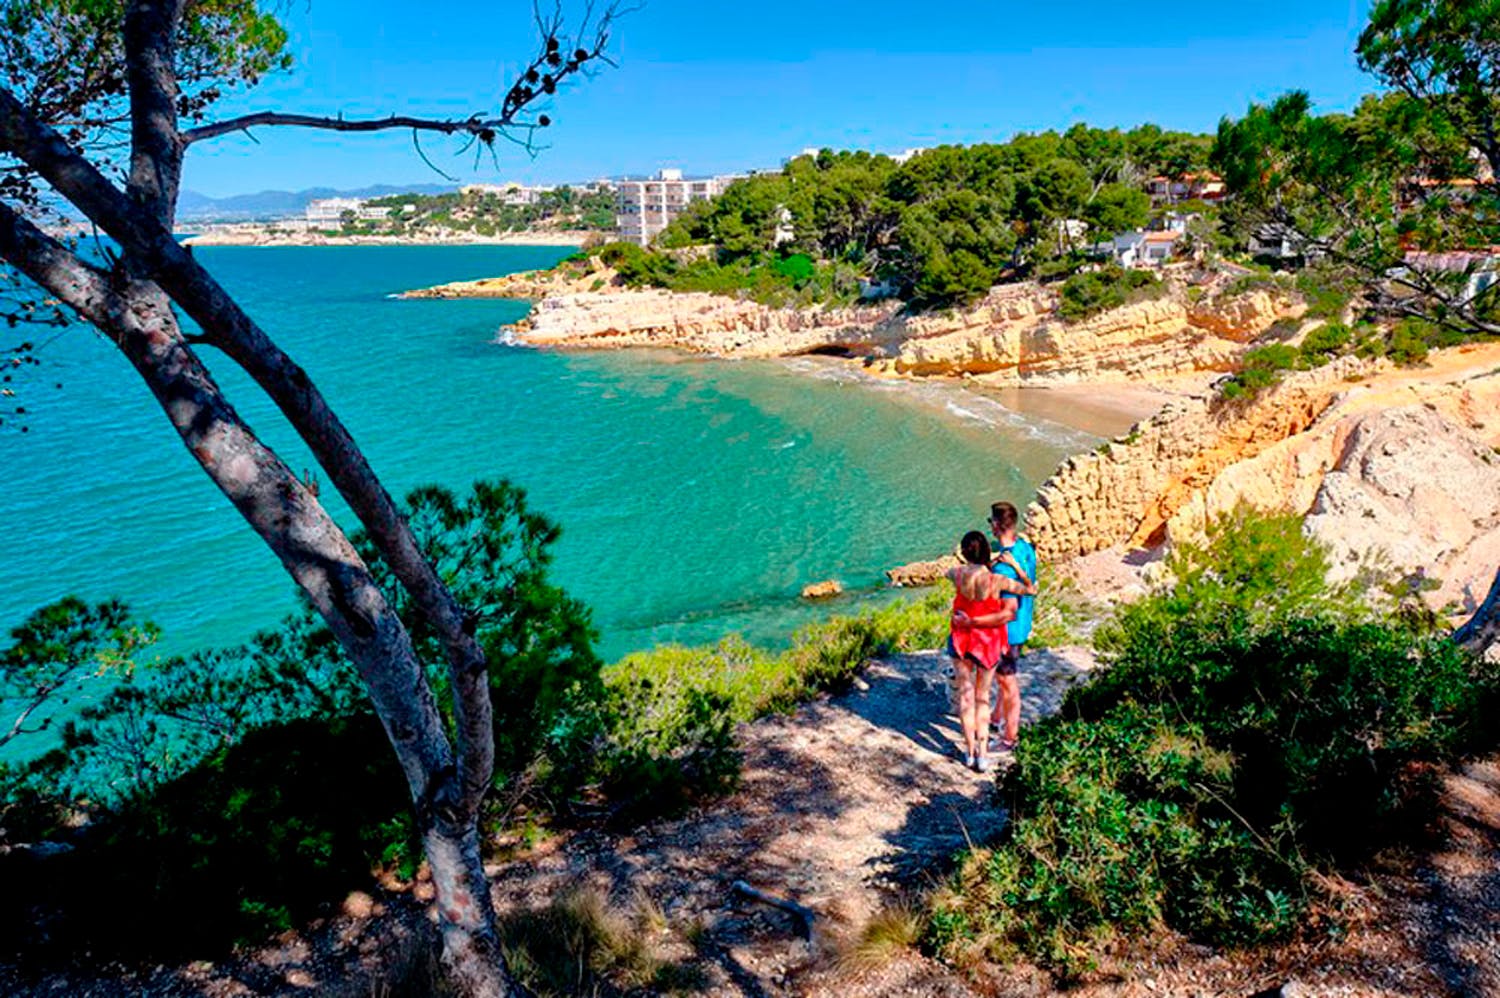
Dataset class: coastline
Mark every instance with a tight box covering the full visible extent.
[179,228,593,248]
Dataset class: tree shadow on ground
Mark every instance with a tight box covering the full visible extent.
[1419,759,1500,997]
[0,715,412,968]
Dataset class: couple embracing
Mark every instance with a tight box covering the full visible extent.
[944,502,1038,772]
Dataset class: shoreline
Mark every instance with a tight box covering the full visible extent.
[179,229,593,248]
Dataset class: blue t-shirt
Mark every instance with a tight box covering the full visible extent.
[992,535,1038,648]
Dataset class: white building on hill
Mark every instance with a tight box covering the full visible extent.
[460,182,556,206]
[614,169,745,246]
[305,197,390,226]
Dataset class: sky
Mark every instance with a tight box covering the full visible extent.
[181,0,1380,198]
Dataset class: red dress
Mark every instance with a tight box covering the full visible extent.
[950,590,1011,671]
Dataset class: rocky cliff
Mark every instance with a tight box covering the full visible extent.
[880,286,1301,385]
[398,259,614,300]
[1027,342,1500,614]
[509,289,904,358]
[500,280,1303,386]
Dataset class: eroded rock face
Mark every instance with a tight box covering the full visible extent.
[1025,342,1500,616]
[1187,289,1304,341]
[504,280,1305,386]
[509,289,903,358]
[1026,357,1362,560]
[1306,405,1500,587]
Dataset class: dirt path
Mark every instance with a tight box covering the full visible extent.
[487,647,1097,996]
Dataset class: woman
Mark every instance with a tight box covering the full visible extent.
[946,531,1034,772]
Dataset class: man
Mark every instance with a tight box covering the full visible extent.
[988,501,1037,752]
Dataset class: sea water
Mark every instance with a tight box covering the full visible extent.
[0,245,1101,662]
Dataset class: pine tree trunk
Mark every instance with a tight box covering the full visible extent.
[1454,568,1500,656]
[424,819,516,996]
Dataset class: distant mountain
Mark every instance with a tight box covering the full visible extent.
[176,184,457,222]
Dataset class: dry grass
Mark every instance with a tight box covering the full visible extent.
[837,901,926,976]
[497,885,704,996]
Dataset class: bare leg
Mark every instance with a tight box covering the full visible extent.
[973,667,996,766]
[997,673,1021,744]
[953,657,978,759]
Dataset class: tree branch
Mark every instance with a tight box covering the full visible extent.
[0,195,461,820]
[181,0,622,154]
[184,111,510,145]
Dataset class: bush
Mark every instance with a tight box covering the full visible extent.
[1387,319,1432,366]
[1218,343,1300,399]
[1219,271,1289,300]
[588,244,861,309]
[1350,318,1481,367]
[930,510,1500,975]
[1298,322,1351,365]
[593,589,951,816]
[1294,266,1358,320]
[0,715,414,962]
[1057,266,1164,323]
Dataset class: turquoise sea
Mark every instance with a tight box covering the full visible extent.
[1,245,1103,662]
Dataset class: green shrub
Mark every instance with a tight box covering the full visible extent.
[1294,266,1358,320]
[594,589,950,816]
[0,715,414,962]
[1298,322,1351,365]
[930,702,1303,974]
[774,253,816,283]
[1219,271,1289,300]
[930,511,1500,975]
[1387,319,1431,366]
[1218,343,1300,399]
[1347,318,1483,367]
[1058,266,1164,323]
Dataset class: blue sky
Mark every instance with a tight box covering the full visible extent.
[182,0,1379,198]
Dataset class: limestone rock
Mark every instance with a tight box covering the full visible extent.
[1305,405,1500,584]
[800,580,844,600]
[1187,289,1304,341]
[510,288,900,358]
[498,275,1304,387]
[1024,341,1500,618]
[885,555,960,587]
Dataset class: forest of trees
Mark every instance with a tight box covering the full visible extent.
[629,126,1212,308]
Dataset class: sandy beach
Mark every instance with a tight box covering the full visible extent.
[978,382,1182,438]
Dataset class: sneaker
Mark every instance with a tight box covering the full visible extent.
[975,755,994,773]
[963,751,976,770]
[994,737,1018,754]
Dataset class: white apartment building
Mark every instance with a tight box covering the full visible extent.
[460,182,556,206]
[614,169,744,246]
[305,197,391,226]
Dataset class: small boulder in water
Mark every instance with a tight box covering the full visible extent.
[800,579,843,600]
